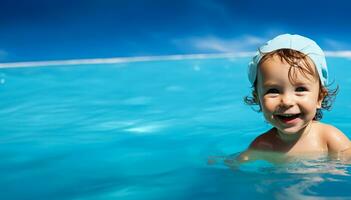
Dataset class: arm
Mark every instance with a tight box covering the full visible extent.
[223,149,258,169]
[225,129,276,165]
[234,132,274,163]
[236,149,255,162]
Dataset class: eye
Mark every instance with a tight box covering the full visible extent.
[266,88,279,94]
[296,86,308,92]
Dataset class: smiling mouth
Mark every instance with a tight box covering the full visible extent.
[275,113,301,123]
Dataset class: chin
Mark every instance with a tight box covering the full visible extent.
[270,117,310,135]
[276,124,307,135]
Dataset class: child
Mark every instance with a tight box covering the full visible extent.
[238,34,351,162]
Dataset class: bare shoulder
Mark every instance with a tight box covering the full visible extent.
[317,122,351,153]
[236,129,276,162]
[249,128,276,151]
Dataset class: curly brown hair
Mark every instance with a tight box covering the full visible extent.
[244,49,338,120]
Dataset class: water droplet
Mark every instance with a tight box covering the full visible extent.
[193,65,200,71]
[0,73,5,84]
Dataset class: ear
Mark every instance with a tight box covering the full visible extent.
[252,90,263,112]
[317,87,328,109]
[317,98,323,109]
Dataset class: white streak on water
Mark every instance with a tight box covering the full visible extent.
[0,53,254,69]
[1,51,350,69]
[97,120,138,131]
[124,123,166,134]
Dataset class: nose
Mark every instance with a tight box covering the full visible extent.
[280,93,294,107]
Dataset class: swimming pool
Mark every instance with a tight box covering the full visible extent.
[1,56,351,199]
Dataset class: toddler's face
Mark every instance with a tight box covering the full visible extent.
[256,54,322,135]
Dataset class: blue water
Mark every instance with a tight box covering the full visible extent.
[1,57,351,199]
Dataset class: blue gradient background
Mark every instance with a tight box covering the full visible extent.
[0,0,350,62]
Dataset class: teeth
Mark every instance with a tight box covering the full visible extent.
[279,114,298,117]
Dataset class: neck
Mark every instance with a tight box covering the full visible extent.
[275,121,313,144]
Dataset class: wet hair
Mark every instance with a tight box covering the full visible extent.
[244,49,338,120]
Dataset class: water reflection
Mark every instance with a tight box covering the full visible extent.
[208,153,351,199]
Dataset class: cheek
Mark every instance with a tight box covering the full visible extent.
[260,97,279,112]
[297,97,321,115]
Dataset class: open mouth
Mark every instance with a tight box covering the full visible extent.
[275,113,301,123]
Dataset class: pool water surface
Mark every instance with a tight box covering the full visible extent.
[1,57,351,199]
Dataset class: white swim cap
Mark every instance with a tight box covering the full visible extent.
[248,34,328,86]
